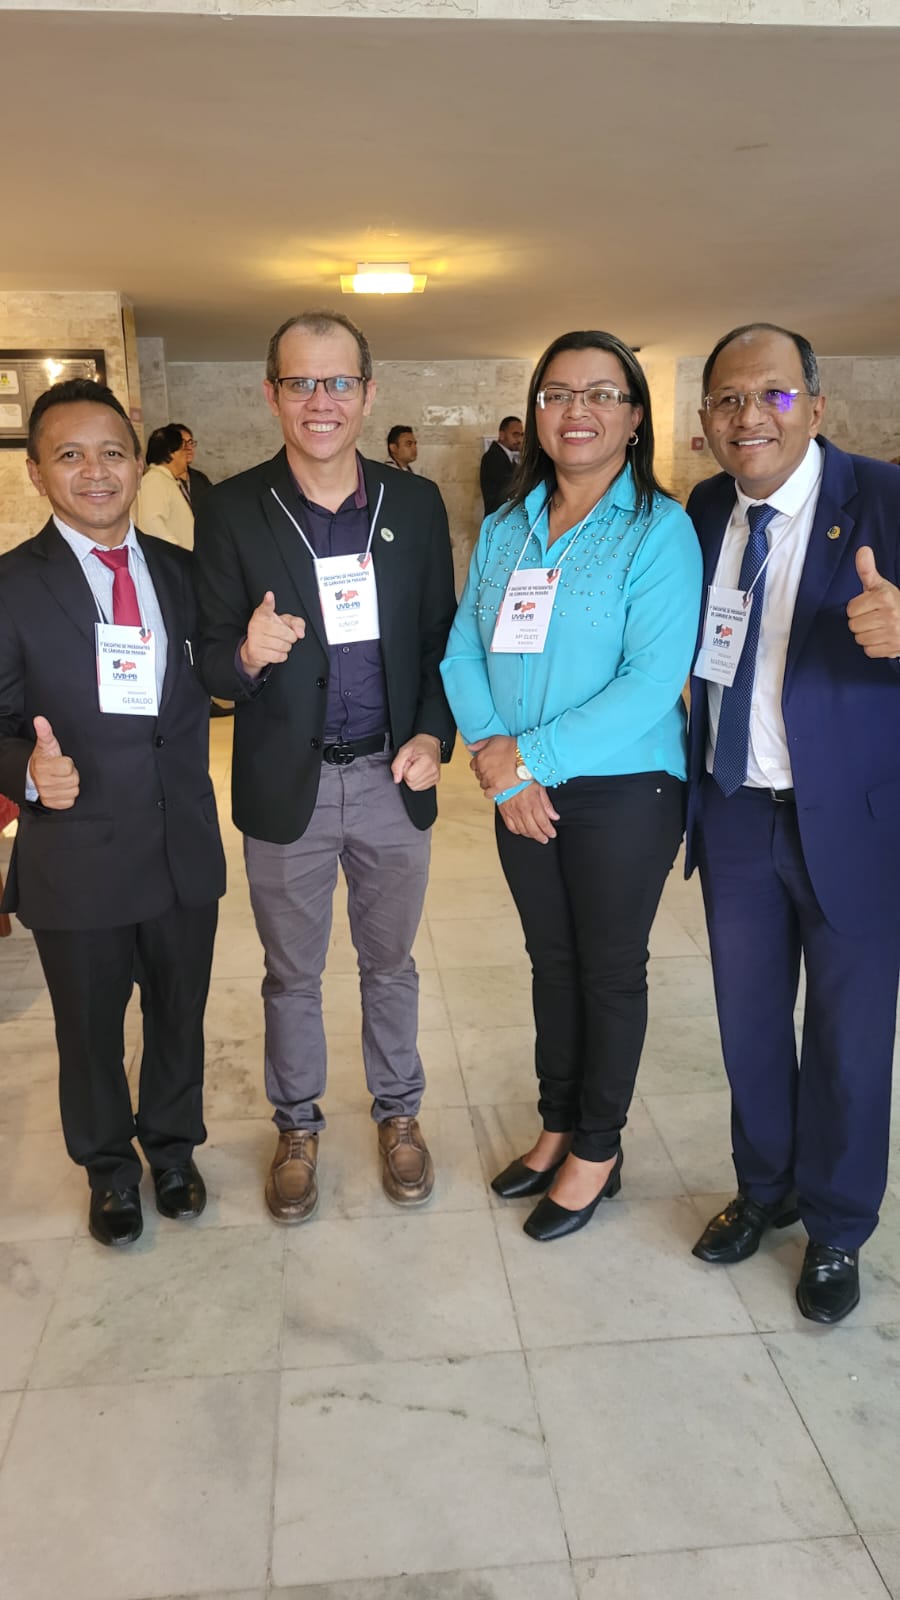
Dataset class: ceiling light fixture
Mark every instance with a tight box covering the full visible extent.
[340,262,427,295]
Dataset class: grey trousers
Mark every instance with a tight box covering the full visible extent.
[244,752,432,1132]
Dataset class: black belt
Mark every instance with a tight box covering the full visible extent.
[770,788,795,804]
[321,733,387,766]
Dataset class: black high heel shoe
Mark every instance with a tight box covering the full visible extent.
[491,1154,567,1200]
[523,1148,623,1241]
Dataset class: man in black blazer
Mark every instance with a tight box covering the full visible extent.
[193,310,456,1224]
[0,380,226,1246]
[480,416,524,515]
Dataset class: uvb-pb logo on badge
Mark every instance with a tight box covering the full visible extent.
[112,658,138,679]
[712,625,733,649]
[335,588,361,611]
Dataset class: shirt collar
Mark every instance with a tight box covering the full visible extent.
[735,437,824,521]
[291,452,368,513]
[53,515,143,565]
[522,463,638,528]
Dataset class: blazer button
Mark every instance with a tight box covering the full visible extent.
[310,737,321,750]
[156,798,166,810]
[316,677,326,690]
[155,736,165,748]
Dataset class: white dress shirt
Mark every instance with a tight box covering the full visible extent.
[706,438,824,789]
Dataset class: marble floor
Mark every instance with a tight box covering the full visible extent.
[1,723,900,1600]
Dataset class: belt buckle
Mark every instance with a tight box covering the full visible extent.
[770,788,789,803]
[330,742,354,766]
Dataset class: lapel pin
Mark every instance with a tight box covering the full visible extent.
[380,528,394,543]
[826,525,841,540]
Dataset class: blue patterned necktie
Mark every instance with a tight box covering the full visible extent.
[712,501,778,797]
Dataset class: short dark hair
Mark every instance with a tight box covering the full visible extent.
[266,310,373,386]
[170,421,193,438]
[146,423,186,466]
[27,378,140,462]
[387,425,414,448]
[498,416,522,433]
[702,322,820,398]
[508,330,668,518]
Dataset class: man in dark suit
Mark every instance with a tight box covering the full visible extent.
[193,310,456,1224]
[685,322,900,1323]
[173,422,214,511]
[0,380,226,1246]
[480,416,523,515]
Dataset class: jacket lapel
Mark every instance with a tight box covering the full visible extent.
[32,521,98,645]
[259,451,328,653]
[688,475,737,774]
[362,458,394,656]
[783,440,857,691]
[138,534,183,713]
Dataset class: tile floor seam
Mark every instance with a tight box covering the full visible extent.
[266,1231,290,1597]
[861,1533,898,1597]
[758,1334,865,1539]
[20,1232,76,1393]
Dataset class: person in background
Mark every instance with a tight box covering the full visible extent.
[385,425,418,472]
[442,331,702,1242]
[0,379,225,1246]
[173,422,214,510]
[686,321,900,1325]
[136,424,194,549]
[480,416,524,514]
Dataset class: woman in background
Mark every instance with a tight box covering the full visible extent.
[136,424,194,549]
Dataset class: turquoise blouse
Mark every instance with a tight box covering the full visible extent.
[440,467,703,799]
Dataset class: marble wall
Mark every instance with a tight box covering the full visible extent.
[155,353,533,586]
[0,291,134,557]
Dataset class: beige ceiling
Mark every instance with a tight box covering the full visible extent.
[2,11,900,362]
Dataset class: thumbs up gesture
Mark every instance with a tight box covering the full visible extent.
[240,590,306,677]
[846,547,900,658]
[30,716,80,810]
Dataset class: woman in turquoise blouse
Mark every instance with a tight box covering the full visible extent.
[441,330,702,1241]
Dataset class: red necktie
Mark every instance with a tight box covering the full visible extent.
[91,546,142,627]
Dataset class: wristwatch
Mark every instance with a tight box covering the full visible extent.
[515,742,533,782]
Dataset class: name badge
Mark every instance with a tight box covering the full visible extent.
[491,567,560,653]
[693,585,753,688]
[95,623,159,715]
[315,551,381,645]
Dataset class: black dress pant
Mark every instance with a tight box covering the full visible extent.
[33,900,218,1190]
[496,773,684,1161]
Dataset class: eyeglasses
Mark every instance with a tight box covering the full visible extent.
[536,385,634,411]
[273,375,363,400]
[702,388,808,416]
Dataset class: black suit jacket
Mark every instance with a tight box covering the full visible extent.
[188,466,214,512]
[0,521,226,930]
[480,440,516,516]
[192,450,457,844]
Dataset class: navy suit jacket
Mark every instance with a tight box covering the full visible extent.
[685,438,900,938]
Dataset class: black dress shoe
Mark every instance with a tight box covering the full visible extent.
[152,1159,207,1220]
[692,1192,800,1265]
[796,1242,860,1324]
[89,1186,143,1247]
[491,1154,566,1199]
[523,1149,623,1242]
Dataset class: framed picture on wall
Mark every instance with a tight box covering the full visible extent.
[0,349,107,448]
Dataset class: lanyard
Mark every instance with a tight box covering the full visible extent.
[713,506,792,602]
[270,481,386,563]
[511,490,610,577]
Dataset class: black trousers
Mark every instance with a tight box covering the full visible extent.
[496,773,684,1161]
[33,901,218,1191]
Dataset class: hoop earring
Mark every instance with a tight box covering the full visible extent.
[628,431,639,447]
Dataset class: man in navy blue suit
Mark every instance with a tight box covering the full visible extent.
[685,322,900,1324]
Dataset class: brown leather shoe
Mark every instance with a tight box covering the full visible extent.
[265,1129,318,1224]
[377,1116,434,1206]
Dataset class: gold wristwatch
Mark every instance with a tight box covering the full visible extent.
[515,743,533,782]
